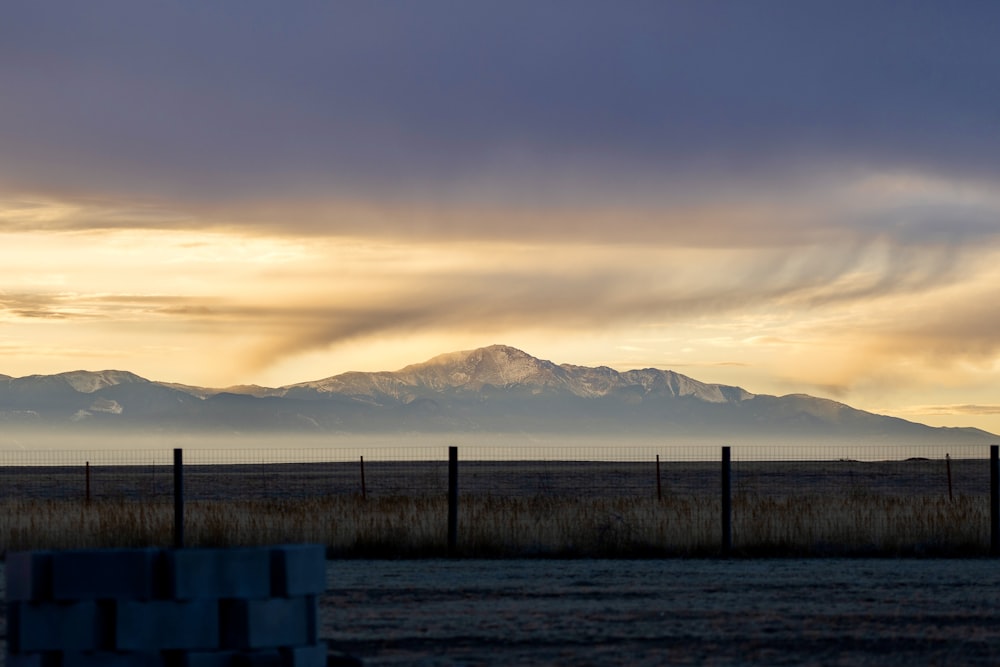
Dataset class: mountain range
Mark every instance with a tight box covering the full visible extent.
[0,344,995,444]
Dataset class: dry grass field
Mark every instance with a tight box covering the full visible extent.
[0,492,989,557]
[0,455,991,556]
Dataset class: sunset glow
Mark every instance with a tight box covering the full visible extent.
[3,3,1000,432]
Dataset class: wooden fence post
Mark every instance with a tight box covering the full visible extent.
[991,445,998,556]
[945,453,953,502]
[448,446,458,555]
[85,461,91,504]
[721,446,732,556]
[656,454,662,501]
[174,448,185,549]
[360,455,367,500]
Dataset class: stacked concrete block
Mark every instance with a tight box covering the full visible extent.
[6,545,327,667]
[270,545,326,598]
[168,548,272,600]
[220,597,317,649]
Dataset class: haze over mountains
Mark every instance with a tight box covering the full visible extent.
[0,345,995,445]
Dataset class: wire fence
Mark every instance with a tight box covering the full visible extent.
[0,443,996,556]
[0,443,989,502]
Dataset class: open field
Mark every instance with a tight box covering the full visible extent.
[4,558,1000,665]
[0,457,992,556]
[0,456,985,500]
[0,492,990,557]
[316,558,1000,666]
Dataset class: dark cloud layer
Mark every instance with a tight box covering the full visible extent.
[2,1,999,210]
[7,1,1000,411]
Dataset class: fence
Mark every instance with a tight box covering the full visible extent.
[0,443,997,556]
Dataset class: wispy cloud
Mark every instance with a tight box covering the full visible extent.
[3,225,997,377]
[914,405,1000,417]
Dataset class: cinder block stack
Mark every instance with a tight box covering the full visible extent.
[6,545,327,667]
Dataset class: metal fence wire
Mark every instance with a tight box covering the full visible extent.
[0,444,988,502]
[0,443,996,556]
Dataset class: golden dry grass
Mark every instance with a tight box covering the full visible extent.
[0,493,990,557]
[732,493,988,555]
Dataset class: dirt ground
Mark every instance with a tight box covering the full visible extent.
[3,557,999,665]
[320,558,1000,666]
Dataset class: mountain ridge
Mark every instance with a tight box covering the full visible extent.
[1,344,995,444]
[282,345,755,405]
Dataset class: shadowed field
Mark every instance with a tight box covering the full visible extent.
[5,558,1000,664]
[0,493,989,557]
[0,457,990,556]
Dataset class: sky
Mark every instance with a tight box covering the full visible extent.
[3,2,1000,432]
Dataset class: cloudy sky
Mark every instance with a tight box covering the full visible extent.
[3,2,1000,431]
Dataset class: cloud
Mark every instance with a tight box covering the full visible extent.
[146,236,989,376]
[7,168,1000,262]
[3,220,992,365]
[758,270,1000,398]
[916,405,1000,417]
[3,1,1000,423]
[0,196,195,233]
[3,224,999,409]
[4,214,999,392]
[2,2,1000,210]
[0,290,216,322]
[876,290,1000,366]
[0,292,88,320]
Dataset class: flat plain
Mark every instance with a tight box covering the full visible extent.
[2,558,999,665]
[0,458,992,556]
[317,558,1000,666]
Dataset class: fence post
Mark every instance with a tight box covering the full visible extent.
[85,461,91,505]
[174,448,185,549]
[656,454,662,501]
[721,446,732,556]
[991,445,999,556]
[448,446,458,555]
[945,453,953,502]
[360,455,367,500]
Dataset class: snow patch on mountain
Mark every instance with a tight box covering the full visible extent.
[282,344,754,405]
[291,371,410,399]
[618,369,754,403]
[2,344,995,442]
[391,345,556,390]
[90,398,124,414]
[70,398,124,421]
[58,370,147,393]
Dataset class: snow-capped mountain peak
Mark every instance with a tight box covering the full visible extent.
[285,344,751,404]
[1,345,995,444]
[56,370,149,394]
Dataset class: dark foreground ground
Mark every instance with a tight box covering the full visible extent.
[320,558,1000,666]
[3,558,999,665]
